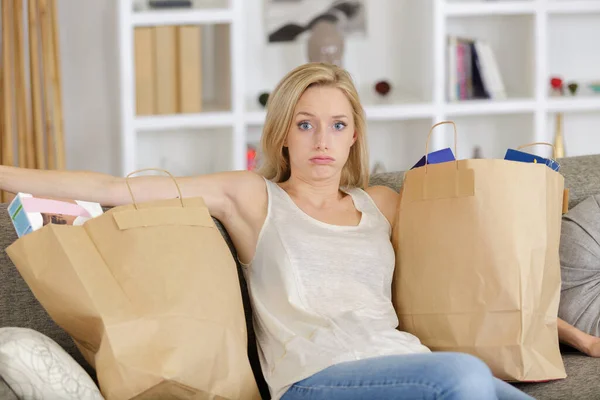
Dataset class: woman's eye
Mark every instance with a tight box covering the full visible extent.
[298,122,312,130]
[334,122,347,131]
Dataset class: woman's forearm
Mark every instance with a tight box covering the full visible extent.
[0,165,121,205]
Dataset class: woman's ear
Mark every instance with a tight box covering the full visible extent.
[352,131,357,146]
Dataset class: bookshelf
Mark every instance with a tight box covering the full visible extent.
[117,0,600,177]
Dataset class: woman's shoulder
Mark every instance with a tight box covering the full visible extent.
[363,185,400,227]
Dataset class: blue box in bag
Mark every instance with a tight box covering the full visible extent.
[411,148,456,170]
[504,149,560,171]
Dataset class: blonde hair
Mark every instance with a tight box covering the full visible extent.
[258,62,369,189]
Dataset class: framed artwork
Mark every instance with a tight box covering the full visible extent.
[265,0,367,43]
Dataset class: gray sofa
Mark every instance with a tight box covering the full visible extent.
[2,154,600,399]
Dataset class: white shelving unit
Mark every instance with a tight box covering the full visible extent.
[118,0,246,176]
[118,0,600,177]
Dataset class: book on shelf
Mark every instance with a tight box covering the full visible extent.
[134,25,203,116]
[447,35,506,102]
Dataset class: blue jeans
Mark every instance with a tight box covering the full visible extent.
[281,352,534,400]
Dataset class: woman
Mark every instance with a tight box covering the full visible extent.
[1,62,585,399]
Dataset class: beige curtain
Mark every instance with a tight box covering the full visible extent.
[1,0,65,202]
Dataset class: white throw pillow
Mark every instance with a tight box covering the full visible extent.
[0,327,104,400]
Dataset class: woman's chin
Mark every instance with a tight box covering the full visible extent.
[308,165,340,180]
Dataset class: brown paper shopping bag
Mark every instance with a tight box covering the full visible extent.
[392,122,567,382]
[7,169,261,400]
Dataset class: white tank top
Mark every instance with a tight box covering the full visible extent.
[242,178,430,400]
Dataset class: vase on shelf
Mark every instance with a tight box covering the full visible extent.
[307,20,345,67]
[553,113,565,159]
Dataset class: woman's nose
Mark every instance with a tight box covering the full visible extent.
[314,127,328,150]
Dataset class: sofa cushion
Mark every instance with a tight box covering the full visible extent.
[369,171,405,192]
[557,194,600,336]
[559,154,600,210]
[0,327,104,399]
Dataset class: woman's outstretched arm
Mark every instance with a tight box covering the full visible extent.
[0,165,260,222]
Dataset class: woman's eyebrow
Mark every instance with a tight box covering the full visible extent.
[295,111,349,119]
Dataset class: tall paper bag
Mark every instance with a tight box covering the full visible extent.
[392,123,567,382]
[6,169,261,400]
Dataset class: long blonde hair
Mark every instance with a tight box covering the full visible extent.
[258,62,369,189]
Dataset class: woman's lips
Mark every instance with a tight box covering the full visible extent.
[310,156,335,164]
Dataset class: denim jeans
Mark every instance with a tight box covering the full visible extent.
[281,352,534,400]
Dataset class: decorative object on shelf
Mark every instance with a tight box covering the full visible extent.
[554,113,565,159]
[550,76,564,96]
[307,20,344,66]
[247,145,258,171]
[589,82,600,94]
[374,80,391,96]
[258,92,270,108]
[567,82,579,96]
[265,0,366,43]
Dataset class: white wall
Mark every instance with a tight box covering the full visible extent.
[57,0,119,175]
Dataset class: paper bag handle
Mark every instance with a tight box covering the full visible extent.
[125,168,184,209]
[516,142,561,169]
[425,120,458,172]
[517,142,555,152]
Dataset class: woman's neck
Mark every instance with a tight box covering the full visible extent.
[281,174,343,208]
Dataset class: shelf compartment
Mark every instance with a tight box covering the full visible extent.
[134,23,232,119]
[243,0,435,120]
[445,1,536,17]
[137,127,234,176]
[447,14,535,100]
[548,14,600,100]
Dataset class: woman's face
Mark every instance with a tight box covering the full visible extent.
[285,86,356,183]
